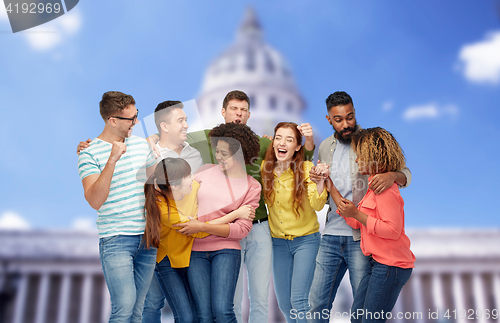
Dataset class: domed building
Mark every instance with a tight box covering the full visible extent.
[196,8,305,135]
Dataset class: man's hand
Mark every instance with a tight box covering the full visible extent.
[297,123,314,151]
[369,172,397,195]
[234,205,256,221]
[77,139,92,155]
[146,134,161,158]
[262,134,274,141]
[109,141,127,163]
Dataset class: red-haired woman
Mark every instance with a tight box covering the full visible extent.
[260,122,327,323]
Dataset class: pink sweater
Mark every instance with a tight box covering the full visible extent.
[192,164,261,252]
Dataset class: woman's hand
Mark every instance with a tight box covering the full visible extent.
[337,198,358,218]
[310,160,330,183]
[234,205,256,221]
[174,219,206,236]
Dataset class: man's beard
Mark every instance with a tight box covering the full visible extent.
[333,122,357,144]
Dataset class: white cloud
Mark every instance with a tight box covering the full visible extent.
[72,217,97,233]
[382,101,394,112]
[58,9,82,34]
[0,5,8,22]
[24,9,82,51]
[457,31,500,84]
[403,103,459,121]
[0,211,30,230]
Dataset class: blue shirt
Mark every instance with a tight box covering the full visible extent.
[323,140,354,236]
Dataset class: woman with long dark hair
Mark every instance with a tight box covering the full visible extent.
[260,122,327,323]
[143,157,256,323]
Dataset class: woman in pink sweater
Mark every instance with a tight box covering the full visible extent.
[175,123,261,323]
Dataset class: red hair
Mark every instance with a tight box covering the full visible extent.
[261,122,306,217]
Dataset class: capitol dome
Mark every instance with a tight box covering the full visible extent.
[196,8,305,135]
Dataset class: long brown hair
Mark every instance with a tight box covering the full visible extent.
[261,122,306,217]
[143,158,191,248]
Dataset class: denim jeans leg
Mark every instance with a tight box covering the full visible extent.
[234,237,246,323]
[245,222,272,323]
[289,233,320,323]
[352,259,412,323]
[234,221,273,323]
[155,256,197,323]
[99,235,156,323]
[187,251,213,323]
[272,237,294,323]
[346,237,370,298]
[308,235,348,323]
[142,272,165,323]
[131,238,158,323]
[211,249,241,323]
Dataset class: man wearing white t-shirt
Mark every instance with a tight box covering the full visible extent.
[142,100,203,323]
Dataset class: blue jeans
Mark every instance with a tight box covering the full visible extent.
[141,274,165,323]
[308,235,369,323]
[157,256,198,323]
[187,249,241,323]
[234,221,273,323]
[272,232,320,323]
[99,234,157,323]
[351,258,412,323]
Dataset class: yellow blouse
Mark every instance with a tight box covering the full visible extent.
[156,180,209,267]
[261,160,328,240]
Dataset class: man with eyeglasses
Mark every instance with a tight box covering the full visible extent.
[77,91,157,323]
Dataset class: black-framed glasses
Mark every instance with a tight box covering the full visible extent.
[109,109,139,122]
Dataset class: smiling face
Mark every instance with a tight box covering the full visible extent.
[161,108,188,144]
[273,127,301,163]
[171,174,194,199]
[221,99,250,125]
[113,104,139,138]
[326,103,356,143]
[215,140,239,172]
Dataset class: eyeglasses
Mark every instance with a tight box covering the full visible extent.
[109,109,139,122]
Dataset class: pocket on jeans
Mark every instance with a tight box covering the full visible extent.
[394,267,412,287]
[100,235,119,246]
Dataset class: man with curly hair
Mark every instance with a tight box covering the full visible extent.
[307,91,412,323]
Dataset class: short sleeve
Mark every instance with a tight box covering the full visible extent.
[78,151,100,181]
[145,147,156,168]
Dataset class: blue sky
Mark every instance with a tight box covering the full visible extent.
[0,0,499,230]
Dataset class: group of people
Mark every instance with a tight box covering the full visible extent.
[77,89,415,323]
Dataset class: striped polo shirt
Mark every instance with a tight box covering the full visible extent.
[77,135,156,238]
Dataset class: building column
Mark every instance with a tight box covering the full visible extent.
[57,273,71,323]
[452,272,466,323]
[431,272,445,312]
[411,273,425,323]
[79,274,93,323]
[34,273,50,323]
[473,273,487,323]
[493,273,500,323]
[12,274,28,323]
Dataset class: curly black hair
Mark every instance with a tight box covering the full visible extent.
[208,123,260,165]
